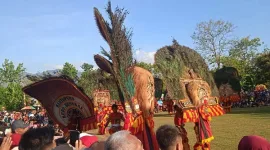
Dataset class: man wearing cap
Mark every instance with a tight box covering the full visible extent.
[10,120,28,149]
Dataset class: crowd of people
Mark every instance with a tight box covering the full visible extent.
[0,120,269,150]
[233,90,270,108]
[0,103,268,150]
[0,107,66,150]
[153,90,270,114]
[0,92,269,150]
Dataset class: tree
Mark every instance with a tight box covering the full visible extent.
[221,37,262,76]
[78,67,120,100]
[0,59,26,85]
[0,59,25,110]
[78,63,96,96]
[61,62,78,81]
[81,63,94,72]
[192,20,235,69]
[254,52,270,87]
[0,83,24,110]
[135,62,160,77]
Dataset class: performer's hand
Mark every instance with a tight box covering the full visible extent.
[0,137,12,150]
[75,140,86,150]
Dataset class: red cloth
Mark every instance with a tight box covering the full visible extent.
[174,112,184,126]
[11,133,22,146]
[135,123,159,150]
[167,100,173,113]
[109,112,123,124]
[238,136,270,150]
[79,133,98,148]
[197,105,213,144]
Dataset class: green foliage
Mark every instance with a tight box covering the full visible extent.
[220,37,264,90]
[61,62,78,81]
[214,67,241,92]
[241,75,256,91]
[154,78,163,98]
[135,62,152,71]
[0,83,24,110]
[221,36,262,75]
[78,68,120,100]
[0,59,26,85]
[81,63,94,72]
[0,59,25,110]
[155,39,219,100]
[192,20,235,69]
[135,62,160,77]
[254,52,270,88]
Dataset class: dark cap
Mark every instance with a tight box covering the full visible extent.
[11,120,28,132]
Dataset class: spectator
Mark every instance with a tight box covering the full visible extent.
[79,133,98,148]
[53,124,63,136]
[19,127,56,150]
[0,137,12,150]
[87,141,105,150]
[238,135,270,150]
[10,120,28,149]
[104,130,143,150]
[156,125,183,150]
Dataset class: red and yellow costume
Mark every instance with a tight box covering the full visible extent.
[122,99,159,150]
[194,101,214,150]
[124,112,159,150]
[105,111,125,134]
[174,108,190,150]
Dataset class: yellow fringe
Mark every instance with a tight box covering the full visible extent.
[201,136,214,144]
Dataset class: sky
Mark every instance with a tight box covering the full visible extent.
[0,0,270,73]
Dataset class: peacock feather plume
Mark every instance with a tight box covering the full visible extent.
[94,1,136,113]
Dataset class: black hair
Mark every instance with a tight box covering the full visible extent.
[55,137,68,146]
[19,127,55,150]
[112,104,118,109]
[156,125,182,150]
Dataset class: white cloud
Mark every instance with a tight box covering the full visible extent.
[43,64,63,70]
[134,50,156,64]
[43,62,85,71]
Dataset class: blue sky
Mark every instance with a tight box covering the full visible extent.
[0,0,269,73]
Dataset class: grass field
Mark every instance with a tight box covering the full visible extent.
[154,106,270,150]
[91,106,270,150]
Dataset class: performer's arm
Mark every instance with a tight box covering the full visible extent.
[121,114,125,122]
[105,117,111,127]
[59,129,64,134]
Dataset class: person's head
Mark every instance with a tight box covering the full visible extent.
[238,135,270,150]
[54,124,59,128]
[112,104,118,113]
[19,127,56,150]
[173,105,182,112]
[11,120,28,134]
[89,141,105,150]
[105,130,143,150]
[156,125,183,150]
